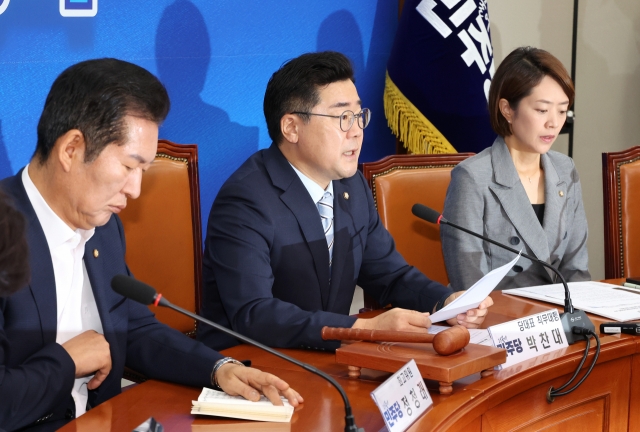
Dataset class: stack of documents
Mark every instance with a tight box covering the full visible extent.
[504,281,640,321]
[192,388,294,422]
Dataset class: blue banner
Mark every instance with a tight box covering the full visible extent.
[384,0,496,154]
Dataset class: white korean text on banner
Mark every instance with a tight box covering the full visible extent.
[384,0,497,154]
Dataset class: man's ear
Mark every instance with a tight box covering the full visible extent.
[280,114,299,144]
[54,129,86,173]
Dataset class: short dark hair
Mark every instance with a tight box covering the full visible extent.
[0,190,29,297]
[488,47,574,137]
[35,58,170,163]
[263,51,355,144]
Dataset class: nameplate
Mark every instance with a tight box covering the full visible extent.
[370,359,432,432]
[487,309,568,370]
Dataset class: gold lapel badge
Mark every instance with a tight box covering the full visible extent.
[93,249,99,258]
[343,192,349,200]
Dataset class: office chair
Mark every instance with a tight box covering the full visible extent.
[359,152,473,309]
[602,146,640,279]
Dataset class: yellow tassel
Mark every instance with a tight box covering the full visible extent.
[383,72,457,154]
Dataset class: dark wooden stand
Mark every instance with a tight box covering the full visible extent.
[335,341,505,394]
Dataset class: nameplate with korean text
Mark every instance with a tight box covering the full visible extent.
[487,309,568,370]
[370,359,432,432]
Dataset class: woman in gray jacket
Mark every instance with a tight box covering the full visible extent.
[441,47,590,291]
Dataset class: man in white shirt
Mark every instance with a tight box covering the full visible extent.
[0,58,301,431]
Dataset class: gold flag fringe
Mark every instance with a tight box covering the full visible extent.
[383,72,457,154]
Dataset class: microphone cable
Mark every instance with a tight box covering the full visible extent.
[546,327,600,402]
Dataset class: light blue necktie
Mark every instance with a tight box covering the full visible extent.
[317,191,334,269]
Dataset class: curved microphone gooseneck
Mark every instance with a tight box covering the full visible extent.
[411,204,574,313]
[411,203,601,403]
[111,274,363,432]
[411,203,595,345]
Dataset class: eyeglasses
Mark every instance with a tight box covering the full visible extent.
[291,108,371,132]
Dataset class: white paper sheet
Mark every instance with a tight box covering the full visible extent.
[196,388,291,406]
[503,281,640,321]
[429,253,521,322]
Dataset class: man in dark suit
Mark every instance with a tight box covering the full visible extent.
[198,51,494,352]
[0,190,29,297]
[0,58,301,431]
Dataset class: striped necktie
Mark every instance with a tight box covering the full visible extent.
[317,191,334,269]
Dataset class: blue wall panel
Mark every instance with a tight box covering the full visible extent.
[0,0,398,228]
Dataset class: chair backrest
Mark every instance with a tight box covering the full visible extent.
[602,146,640,279]
[119,140,202,336]
[360,153,474,290]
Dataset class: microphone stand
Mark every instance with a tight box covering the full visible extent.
[154,294,363,432]
[412,204,595,344]
[411,204,601,402]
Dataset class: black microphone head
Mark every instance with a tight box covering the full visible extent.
[111,274,157,305]
[412,203,442,224]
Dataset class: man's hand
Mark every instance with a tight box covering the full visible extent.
[216,364,304,407]
[444,293,494,329]
[61,330,112,390]
[352,308,432,333]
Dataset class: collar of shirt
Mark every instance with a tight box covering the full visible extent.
[289,163,334,203]
[21,164,95,250]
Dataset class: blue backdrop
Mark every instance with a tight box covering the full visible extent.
[0,0,398,228]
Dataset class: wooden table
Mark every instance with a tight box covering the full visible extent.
[59,289,640,431]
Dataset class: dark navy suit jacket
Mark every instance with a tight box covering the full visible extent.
[197,144,451,351]
[0,170,223,431]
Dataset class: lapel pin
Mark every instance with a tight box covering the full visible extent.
[93,249,99,258]
[343,192,349,200]
[559,191,564,197]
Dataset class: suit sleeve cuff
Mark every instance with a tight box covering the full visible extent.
[40,343,77,397]
[303,313,357,352]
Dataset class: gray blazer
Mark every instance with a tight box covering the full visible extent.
[440,137,590,291]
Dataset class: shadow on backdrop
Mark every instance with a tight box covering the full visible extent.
[317,10,366,81]
[0,120,13,180]
[316,7,396,163]
[156,0,258,232]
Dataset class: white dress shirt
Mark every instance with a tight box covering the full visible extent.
[21,165,104,417]
[289,163,334,204]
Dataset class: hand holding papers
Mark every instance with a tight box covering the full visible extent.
[429,253,521,323]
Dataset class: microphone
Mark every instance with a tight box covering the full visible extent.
[411,203,595,345]
[111,275,363,432]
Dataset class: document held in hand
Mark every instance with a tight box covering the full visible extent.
[191,388,294,423]
[429,253,521,322]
